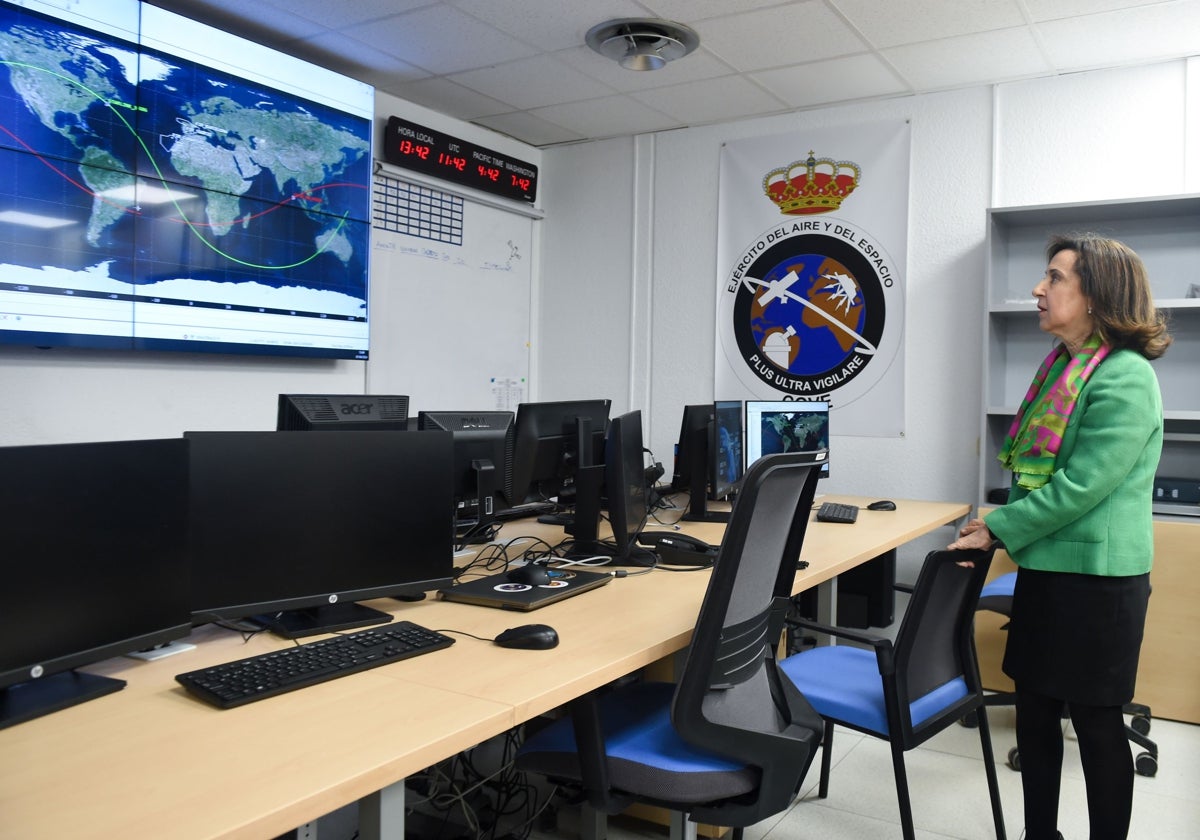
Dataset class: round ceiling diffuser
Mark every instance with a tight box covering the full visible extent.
[585,18,700,71]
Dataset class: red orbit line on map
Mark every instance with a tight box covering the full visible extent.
[0,122,366,230]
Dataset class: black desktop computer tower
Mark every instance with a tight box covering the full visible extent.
[836,549,896,629]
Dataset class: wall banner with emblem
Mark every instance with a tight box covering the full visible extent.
[715,121,910,437]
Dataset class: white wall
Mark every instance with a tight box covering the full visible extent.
[538,58,1197,511]
[0,92,540,446]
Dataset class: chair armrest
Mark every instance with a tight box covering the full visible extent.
[785,616,890,650]
[785,616,897,673]
[894,581,915,594]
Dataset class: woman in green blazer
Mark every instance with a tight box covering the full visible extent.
[951,234,1170,840]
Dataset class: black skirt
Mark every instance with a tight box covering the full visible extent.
[1002,567,1150,706]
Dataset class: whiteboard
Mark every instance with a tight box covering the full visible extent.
[366,185,532,414]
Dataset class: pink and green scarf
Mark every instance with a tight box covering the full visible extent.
[998,334,1110,490]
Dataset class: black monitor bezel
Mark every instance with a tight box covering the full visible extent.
[184,430,454,636]
[276,394,410,431]
[0,438,191,726]
[712,399,744,501]
[603,410,653,564]
[744,400,830,478]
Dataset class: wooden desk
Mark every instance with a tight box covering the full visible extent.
[0,495,967,840]
[975,517,1200,724]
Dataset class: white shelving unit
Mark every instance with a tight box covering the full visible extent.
[980,194,1200,517]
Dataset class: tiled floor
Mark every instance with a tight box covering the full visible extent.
[539,708,1200,840]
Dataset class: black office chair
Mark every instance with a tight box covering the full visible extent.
[779,546,1006,840]
[515,450,828,840]
[973,571,1159,777]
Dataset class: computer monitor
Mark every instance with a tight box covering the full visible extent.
[503,400,611,542]
[602,410,655,565]
[744,400,830,478]
[670,404,713,493]
[712,400,744,502]
[185,430,454,638]
[0,439,191,730]
[671,403,730,523]
[417,410,514,544]
[276,394,410,431]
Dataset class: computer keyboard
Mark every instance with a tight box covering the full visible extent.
[816,501,859,524]
[175,621,454,709]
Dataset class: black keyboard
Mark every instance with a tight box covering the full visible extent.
[176,621,454,709]
[816,501,859,524]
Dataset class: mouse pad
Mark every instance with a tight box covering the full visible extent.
[438,568,611,611]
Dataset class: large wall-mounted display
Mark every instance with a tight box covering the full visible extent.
[0,0,374,358]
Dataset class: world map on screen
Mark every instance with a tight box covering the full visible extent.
[0,3,372,328]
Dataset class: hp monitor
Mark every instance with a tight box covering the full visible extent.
[277,394,409,431]
[0,438,190,729]
[186,430,454,638]
[744,401,830,477]
[417,410,514,544]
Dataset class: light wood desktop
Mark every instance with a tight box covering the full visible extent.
[0,494,968,840]
[974,516,1200,725]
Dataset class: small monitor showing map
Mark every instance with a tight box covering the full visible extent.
[0,0,374,359]
[744,400,830,478]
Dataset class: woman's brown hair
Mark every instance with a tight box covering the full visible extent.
[1047,233,1172,359]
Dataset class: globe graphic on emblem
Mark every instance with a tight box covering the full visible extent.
[749,255,865,376]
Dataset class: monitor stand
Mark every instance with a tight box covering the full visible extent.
[253,602,392,639]
[681,471,731,523]
[0,671,125,730]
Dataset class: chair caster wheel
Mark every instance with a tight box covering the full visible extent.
[1007,746,1022,772]
[959,710,980,728]
[1130,714,1151,736]
[1135,751,1158,777]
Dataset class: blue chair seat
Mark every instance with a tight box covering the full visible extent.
[779,647,968,735]
[519,681,759,804]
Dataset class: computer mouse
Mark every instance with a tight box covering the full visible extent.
[506,564,551,586]
[494,624,559,650]
[867,499,897,511]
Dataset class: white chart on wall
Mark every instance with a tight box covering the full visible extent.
[366,182,533,414]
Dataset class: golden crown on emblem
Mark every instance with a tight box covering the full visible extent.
[762,152,861,215]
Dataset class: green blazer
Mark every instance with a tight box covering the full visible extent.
[985,348,1163,577]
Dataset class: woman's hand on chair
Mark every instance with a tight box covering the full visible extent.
[948,518,993,566]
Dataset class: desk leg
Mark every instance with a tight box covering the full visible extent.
[359,779,405,840]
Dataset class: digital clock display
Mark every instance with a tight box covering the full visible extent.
[383,116,538,203]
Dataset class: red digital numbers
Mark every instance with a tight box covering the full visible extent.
[477,165,499,182]
[438,153,465,171]
[398,139,429,160]
[511,175,530,191]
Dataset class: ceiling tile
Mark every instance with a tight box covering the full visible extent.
[695,1,868,72]
[1023,0,1168,22]
[883,27,1052,90]
[447,55,617,111]
[340,4,540,75]
[640,0,791,22]
[1035,2,1200,69]
[830,0,1027,48]
[554,43,735,93]
[260,0,431,29]
[754,53,909,108]
[632,75,789,125]
[294,31,430,86]
[450,0,651,51]
[388,78,514,121]
[530,95,683,140]
[472,111,586,146]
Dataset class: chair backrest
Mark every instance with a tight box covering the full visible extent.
[890,547,995,745]
[671,450,827,826]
